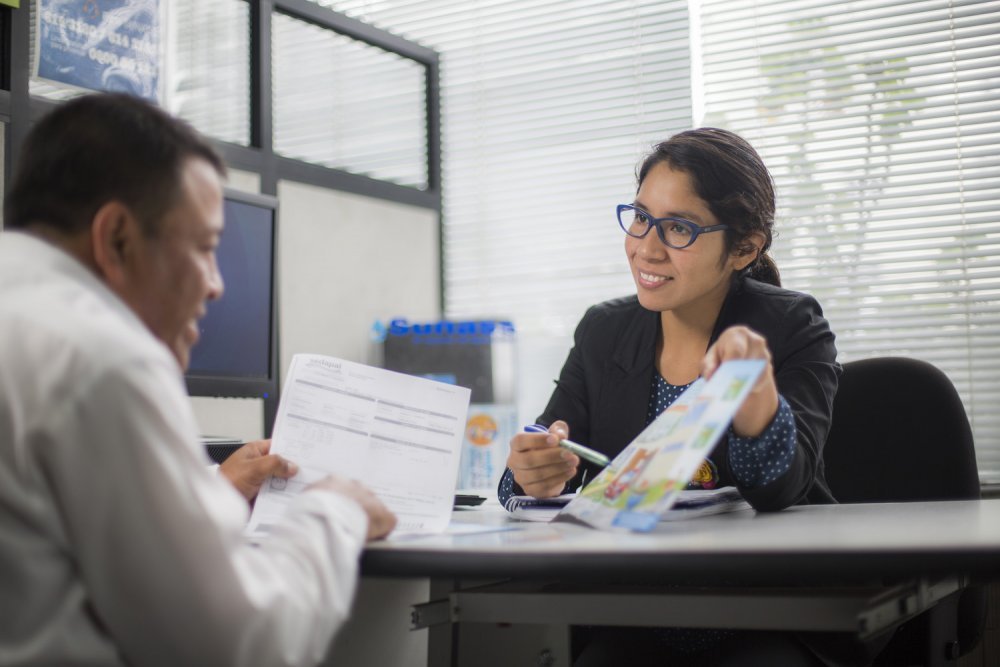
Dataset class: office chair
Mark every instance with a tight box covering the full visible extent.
[823,357,987,665]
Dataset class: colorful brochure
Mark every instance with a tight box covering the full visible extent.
[556,359,765,532]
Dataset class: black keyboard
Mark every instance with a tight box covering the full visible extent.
[454,494,487,507]
[201,436,244,464]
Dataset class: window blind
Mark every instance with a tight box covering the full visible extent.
[318,0,693,335]
[168,0,250,146]
[310,2,1000,479]
[271,10,429,189]
[318,0,693,419]
[699,0,1000,480]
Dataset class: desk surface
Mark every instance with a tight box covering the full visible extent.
[362,498,1000,584]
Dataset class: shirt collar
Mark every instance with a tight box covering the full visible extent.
[0,230,154,339]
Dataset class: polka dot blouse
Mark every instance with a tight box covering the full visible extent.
[648,373,797,489]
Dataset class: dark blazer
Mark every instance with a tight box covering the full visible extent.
[532,277,840,511]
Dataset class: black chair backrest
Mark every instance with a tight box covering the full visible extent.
[824,357,980,503]
[826,358,988,663]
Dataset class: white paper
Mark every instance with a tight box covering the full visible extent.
[247,354,471,537]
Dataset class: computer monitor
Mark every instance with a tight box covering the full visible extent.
[185,189,279,404]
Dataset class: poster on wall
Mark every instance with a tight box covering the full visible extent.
[33,0,162,103]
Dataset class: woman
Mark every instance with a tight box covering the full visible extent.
[500,127,837,512]
[498,128,846,665]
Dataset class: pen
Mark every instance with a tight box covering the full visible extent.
[524,424,611,468]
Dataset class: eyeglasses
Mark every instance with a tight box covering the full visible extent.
[617,204,729,249]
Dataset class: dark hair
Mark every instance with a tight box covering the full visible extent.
[5,93,225,236]
[637,127,780,286]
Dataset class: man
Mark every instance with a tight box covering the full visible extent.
[0,93,395,666]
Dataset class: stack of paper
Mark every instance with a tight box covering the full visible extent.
[506,487,750,524]
[505,493,576,522]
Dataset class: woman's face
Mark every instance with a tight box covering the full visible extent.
[626,162,749,317]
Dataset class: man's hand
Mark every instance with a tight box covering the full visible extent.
[307,476,397,541]
[219,439,298,502]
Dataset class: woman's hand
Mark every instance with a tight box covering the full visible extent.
[702,325,779,438]
[507,420,579,498]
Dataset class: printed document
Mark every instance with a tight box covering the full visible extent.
[247,354,471,537]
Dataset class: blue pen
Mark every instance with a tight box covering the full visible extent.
[524,424,611,468]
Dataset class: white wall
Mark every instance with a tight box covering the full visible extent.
[277,179,440,371]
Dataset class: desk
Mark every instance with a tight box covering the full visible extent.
[361,498,1000,666]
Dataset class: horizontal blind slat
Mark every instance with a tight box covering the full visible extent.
[702,0,1000,477]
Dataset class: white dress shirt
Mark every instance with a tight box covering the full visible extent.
[0,232,369,667]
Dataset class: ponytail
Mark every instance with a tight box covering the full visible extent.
[747,252,781,287]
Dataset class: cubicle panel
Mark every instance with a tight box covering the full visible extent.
[277,179,439,373]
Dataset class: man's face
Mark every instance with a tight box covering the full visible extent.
[123,158,225,370]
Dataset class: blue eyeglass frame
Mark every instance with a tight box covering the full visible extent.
[616,204,729,249]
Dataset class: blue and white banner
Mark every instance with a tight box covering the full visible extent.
[34,0,161,103]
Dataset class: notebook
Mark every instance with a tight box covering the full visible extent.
[506,487,749,523]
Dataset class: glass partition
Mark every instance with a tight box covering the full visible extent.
[273,11,428,189]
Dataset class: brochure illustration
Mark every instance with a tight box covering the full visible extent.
[557,359,765,532]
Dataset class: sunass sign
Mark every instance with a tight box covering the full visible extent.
[371,318,515,345]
